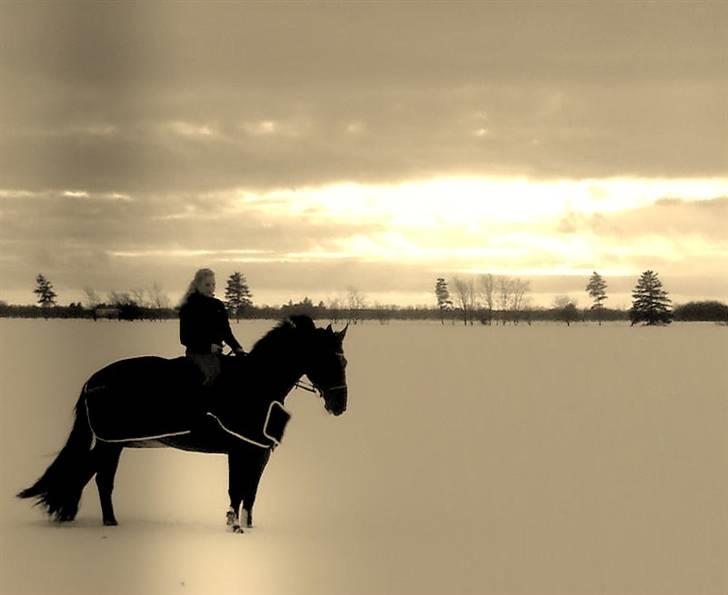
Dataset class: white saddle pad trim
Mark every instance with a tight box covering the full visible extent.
[206,401,289,449]
[84,398,192,444]
[263,401,288,446]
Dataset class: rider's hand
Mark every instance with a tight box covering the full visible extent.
[211,343,223,354]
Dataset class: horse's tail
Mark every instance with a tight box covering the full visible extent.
[17,391,95,522]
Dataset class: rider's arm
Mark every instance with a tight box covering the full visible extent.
[219,304,243,352]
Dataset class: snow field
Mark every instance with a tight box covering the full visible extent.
[1,319,726,594]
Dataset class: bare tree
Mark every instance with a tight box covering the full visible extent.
[510,278,530,325]
[373,302,391,325]
[553,295,579,326]
[478,274,496,325]
[130,287,148,307]
[497,276,513,325]
[148,282,171,309]
[82,286,101,309]
[452,277,477,325]
[328,297,343,325]
[346,286,367,325]
[107,291,143,320]
[108,291,133,306]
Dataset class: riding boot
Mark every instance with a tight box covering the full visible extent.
[185,352,222,421]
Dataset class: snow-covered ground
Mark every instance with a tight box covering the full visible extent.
[2,319,727,595]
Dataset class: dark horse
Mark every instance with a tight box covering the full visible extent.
[18,315,348,533]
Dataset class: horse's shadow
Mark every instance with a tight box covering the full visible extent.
[17,515,235,536]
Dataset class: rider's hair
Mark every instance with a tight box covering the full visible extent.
[179,268,215,306]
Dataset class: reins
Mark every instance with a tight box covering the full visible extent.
[294,380,347,394]
[294,379,317,393]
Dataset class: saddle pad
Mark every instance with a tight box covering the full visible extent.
[83,355,292,449]
[264,402,292,444]
[206,400,291,449]
[83,356,202,442]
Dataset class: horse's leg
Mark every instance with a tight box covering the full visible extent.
[94,443,123,526]
[227,449,245,533]
[242,448,271,528]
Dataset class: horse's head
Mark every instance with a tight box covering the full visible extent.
[246,315,349,415]
[305,323,349,416]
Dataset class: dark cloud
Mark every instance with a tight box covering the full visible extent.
[1,2,726,192]
[558,197,728,241]
[0,190,387,252]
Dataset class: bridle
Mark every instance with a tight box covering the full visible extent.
[294,379,347,395]
[294,379,317,393]
[295,352,347,396]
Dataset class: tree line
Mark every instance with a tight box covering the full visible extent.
[434,270,727,326]
[2,271,727,325]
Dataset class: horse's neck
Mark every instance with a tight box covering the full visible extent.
[247,352,306,404]
[268,366,305,403]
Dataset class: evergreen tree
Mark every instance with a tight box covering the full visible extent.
[33,274,57,308]
[585,271,608,325]
[224,272,253,321]
[434,278,453,325]
[630,270,673,326]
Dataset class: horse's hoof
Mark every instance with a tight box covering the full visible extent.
[103,519,118,527]
[231,524,244,534]
[226,509,237,526]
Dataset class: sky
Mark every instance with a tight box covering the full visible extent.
[1,1,726,308]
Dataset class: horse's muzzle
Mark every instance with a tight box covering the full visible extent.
[324,385,348,416]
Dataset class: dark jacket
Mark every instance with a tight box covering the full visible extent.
[179,292,243,354]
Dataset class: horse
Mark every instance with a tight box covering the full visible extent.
[17,315,348,533]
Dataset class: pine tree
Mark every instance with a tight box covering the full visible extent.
[33,274,57,309]
[434,278,453,325]
[585,271,608,325]
[630,270,673,326]
[224,272,253,322]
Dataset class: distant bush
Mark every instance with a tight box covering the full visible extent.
[0,304,93,319]
[673,301,728,322]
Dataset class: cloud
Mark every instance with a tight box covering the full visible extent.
[1,3,726,193]
[169,121,217,138]
[559,196,728,242]
[1,3,726,305]
[2,181,726,303]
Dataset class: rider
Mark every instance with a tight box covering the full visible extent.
[179,268,246,385]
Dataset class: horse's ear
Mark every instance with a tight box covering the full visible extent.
[326,324,333,333]
[337,324,349,340]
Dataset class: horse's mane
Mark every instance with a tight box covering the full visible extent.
[248,315,316,359]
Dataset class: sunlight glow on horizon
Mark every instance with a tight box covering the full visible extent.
[234,176,728,226]
[198,175,727,278]
[97,175,728,284]
[11,174,718,308]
